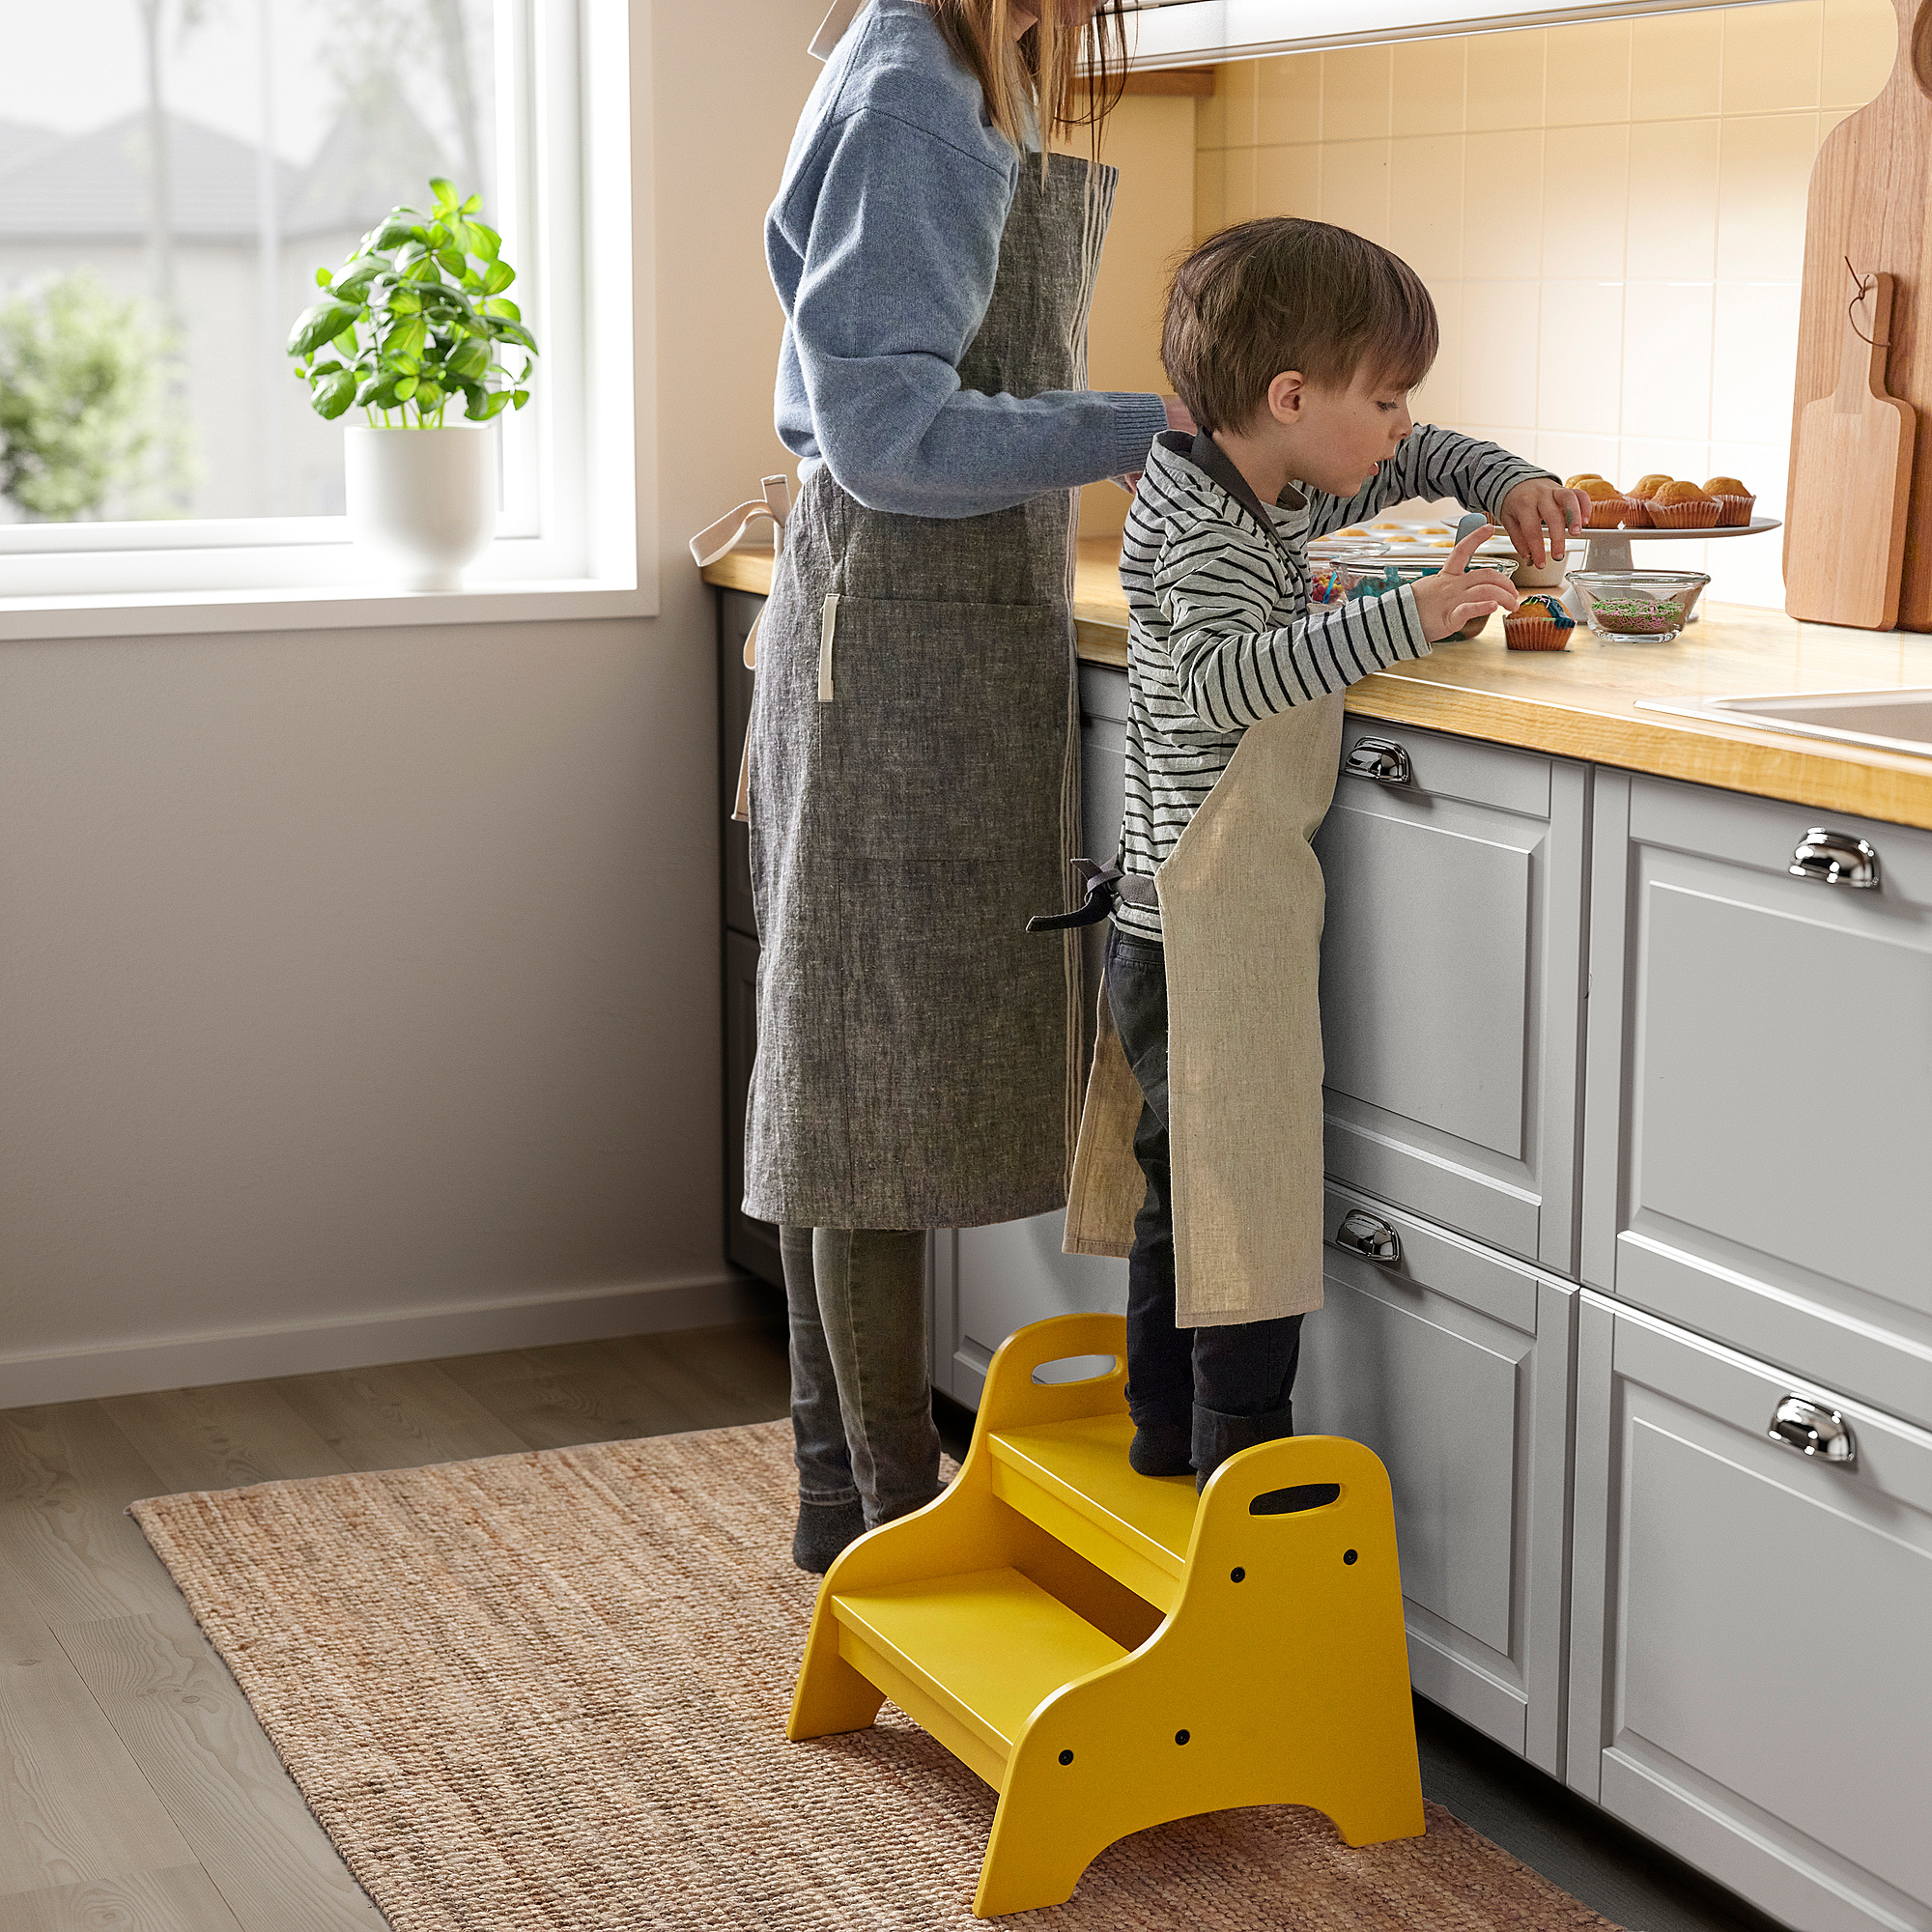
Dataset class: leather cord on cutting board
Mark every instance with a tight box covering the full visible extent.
[690,474,790,824]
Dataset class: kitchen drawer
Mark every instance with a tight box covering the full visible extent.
[720,588,761,941]
[1316,721,1590,1274]
[1299,1184,1576,1771]
[1582,773,1932,1432]
[1568,1293,1932,1931]
[723,929,781,1290]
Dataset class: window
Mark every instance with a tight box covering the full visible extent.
[0,0,644,621]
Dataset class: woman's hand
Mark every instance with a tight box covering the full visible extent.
[1498,477,1588,567]
[1409,523,1519,641]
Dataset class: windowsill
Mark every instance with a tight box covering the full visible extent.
[0,577,656,642]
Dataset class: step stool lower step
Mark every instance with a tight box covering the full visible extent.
[833,1568,1125,1789]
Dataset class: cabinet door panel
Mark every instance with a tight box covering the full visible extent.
[1318,721,1587,1273]
[1301,1185,1576,1771]
[1584,773,1932,1432]
[1321,809,1530,1159]
[1569,1295,1932,1931]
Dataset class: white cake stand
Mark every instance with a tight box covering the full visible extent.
[1564,516,1781,573]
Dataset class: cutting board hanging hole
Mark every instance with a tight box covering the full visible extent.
[1912,0,1932,99]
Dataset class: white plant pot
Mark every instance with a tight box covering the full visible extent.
[344,423,497,591]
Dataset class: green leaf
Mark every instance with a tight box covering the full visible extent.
[332,327,359,357]
[491,319,537,354]
[385,315,428,359]
[355,374,394,408]
[371,216,425,252]
[481,261,514,296]
[392,374,419,400]
[466,221,500,262]
[415,380,445,412]
[312,366,358,418]
[286,298,362,356]
[385,288,420,315]
[512,388,529,409]
[461,192,482,213]
[436,246,467,278]
[481,296,520,322]
[430,176,458,210]
[314,265,332,288]
[447,338,490,382]
[466,387,513,420]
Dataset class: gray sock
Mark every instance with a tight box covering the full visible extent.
[791,1494,866,1575]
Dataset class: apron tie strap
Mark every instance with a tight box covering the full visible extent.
[1026,861,1157,932]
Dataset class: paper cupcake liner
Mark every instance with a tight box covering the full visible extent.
[1622,497,1655,527]
[1504,620,1572,650]
[1648,497,1721,528]
[1712,493,1756,528]
[1584,497,1633,528]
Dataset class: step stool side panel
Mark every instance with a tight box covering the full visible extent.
[971,1435,1424,1917]
[977,1312,1130,1435]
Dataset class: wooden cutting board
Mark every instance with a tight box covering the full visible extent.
[1787,0,1932,628]
[1785,273,1916,629]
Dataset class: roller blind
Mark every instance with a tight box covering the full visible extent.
[1122,0,1755,65]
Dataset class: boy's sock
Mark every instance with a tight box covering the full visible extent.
[1192,1403,1296,1493]
[1128,1418,1193,1478]
[791,1493,866,1574]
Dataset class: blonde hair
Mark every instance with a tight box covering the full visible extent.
[926,1,1129,157]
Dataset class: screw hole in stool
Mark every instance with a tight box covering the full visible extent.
[1344,1548,1358,1565]
[1058,1749,1074,1765]
[1175,1729,1190,1746]
[1230,1566,1245,1582]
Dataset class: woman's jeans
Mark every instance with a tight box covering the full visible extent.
[1104,925,1304,1474]
[781,1225,943,1530]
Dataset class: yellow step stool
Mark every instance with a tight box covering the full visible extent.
[787,1311,1426,1916]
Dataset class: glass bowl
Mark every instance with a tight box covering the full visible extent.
[1338,555,1503,641]
[1567,569,1711,642]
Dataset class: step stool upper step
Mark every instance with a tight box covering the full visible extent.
[988,1414,1198,1611]
[833,1568,1126,1782]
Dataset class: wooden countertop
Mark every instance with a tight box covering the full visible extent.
[702,539,1932,832]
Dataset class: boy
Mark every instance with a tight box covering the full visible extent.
[1104,218,1584,1488]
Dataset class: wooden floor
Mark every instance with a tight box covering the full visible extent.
[0,1311,1786,1932]
[0,1317,792,1932]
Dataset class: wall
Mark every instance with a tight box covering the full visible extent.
[1194,0,1898,608]
[0,0,828,1407]
[1073,92,1201,542]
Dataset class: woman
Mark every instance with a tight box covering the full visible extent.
[752,0,1185,1570]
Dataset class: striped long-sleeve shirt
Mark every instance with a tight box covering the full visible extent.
[1112,426,1551,942]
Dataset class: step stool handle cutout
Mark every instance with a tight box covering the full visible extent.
[1029,1353,1120,1387]
[1249,1481,1343,1517]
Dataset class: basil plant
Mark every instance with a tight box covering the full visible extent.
[286,178,536,426]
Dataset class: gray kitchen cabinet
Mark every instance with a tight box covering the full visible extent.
[1316,721,1590,1276]
[1567,1292,1932,1932]
[932,661,1132,1406]
[1301,1183,1577,1771]
[1581,772,1932,1433]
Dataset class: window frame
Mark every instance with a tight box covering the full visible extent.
[0,0,654,639]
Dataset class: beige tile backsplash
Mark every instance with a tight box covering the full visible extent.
[1196,0,1897,606]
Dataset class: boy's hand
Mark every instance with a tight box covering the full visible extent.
[1409,524,1519,641]
[1498,478,1589,566]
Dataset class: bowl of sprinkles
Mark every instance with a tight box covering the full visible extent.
[1567,569,1711,642]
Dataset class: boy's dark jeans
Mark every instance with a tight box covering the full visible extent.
[1104,925,1303,1479]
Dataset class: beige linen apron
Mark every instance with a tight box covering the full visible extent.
[1063,694,1344,1326]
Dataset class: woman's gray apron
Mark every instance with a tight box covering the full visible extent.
[745,153,1117,1231]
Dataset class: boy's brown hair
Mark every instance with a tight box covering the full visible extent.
[1161,218,1438,435]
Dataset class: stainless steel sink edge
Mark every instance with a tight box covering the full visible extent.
[1634,689,1932,760]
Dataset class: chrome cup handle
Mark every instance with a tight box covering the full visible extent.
[1790,829,1879,890]
[1344,737,1411,786]
[1767,1395,1858,1466]
[1335,1209,1401,1264]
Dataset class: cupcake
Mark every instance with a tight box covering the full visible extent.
[1704,474,1756,527]
[1505,592,1578,650]
[1577,476,1634,528]
[1649,480,1720,528]
[1564,471,1605,487]
[1630,472,1675,501]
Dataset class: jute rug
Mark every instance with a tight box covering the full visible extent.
[131,1421,1617,1931]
